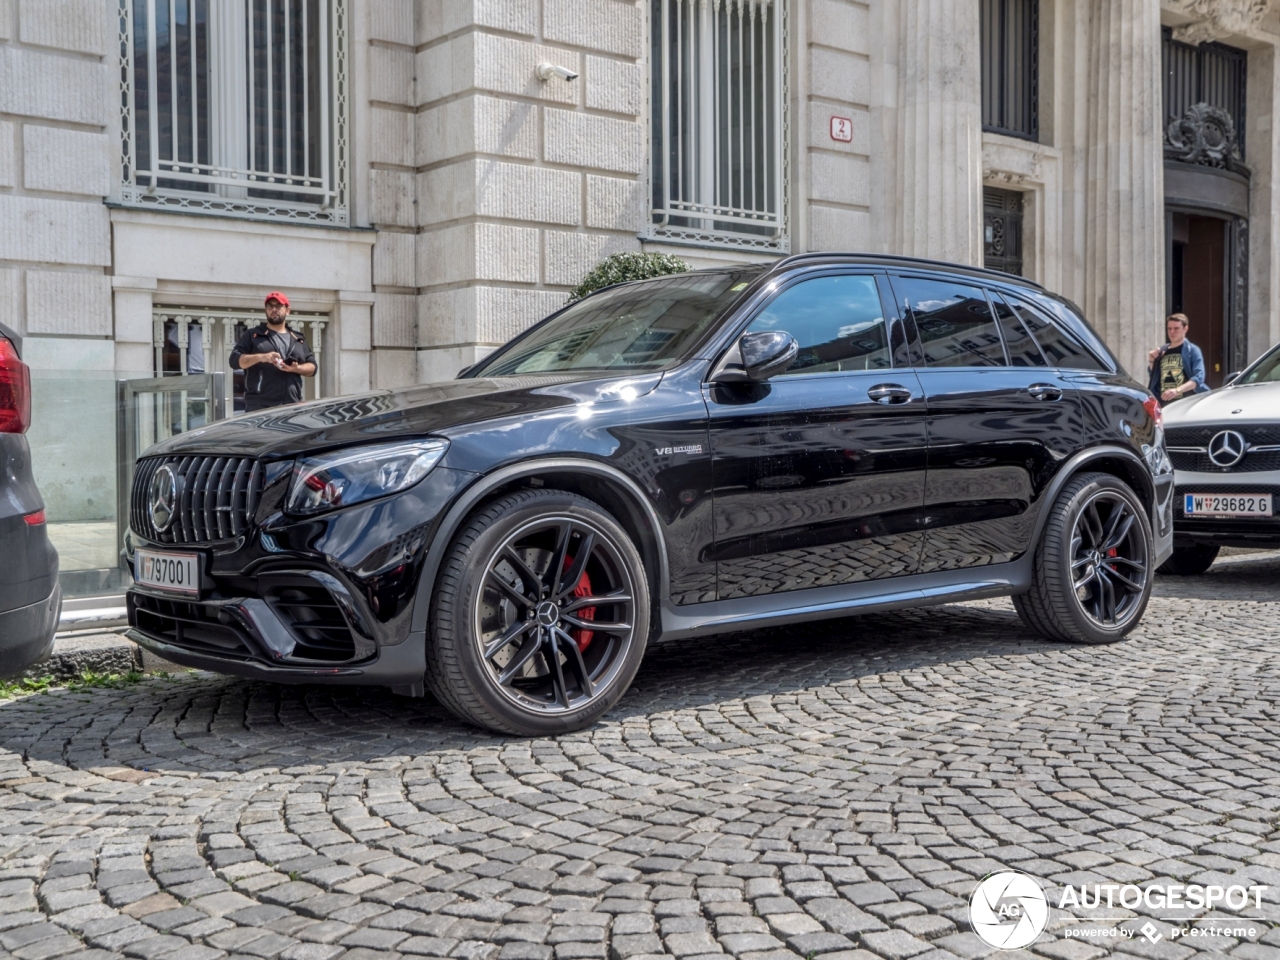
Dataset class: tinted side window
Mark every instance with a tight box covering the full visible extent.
[746,274,892,375]
[1007,297,1106,371]
[991,293,1046,367]
[897,277,1007,367]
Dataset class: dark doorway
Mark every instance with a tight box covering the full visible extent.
[1169,212,1226,389]
[984,187,1024,276]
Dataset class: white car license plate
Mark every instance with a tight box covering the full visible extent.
[1184,493,1273,518]
[135,549,201,595]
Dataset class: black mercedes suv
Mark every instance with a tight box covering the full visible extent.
[126,254,1174,735]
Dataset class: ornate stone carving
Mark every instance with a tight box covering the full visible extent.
[1165,103,1242,169]
[1168,0,1272,45]
[1231,217,1249,372]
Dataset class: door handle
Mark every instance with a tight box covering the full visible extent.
[1027,383,1064,401]
[868,383,913,405]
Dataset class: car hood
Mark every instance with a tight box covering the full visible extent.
[1163,380,1280,427]
[143,372,665,460]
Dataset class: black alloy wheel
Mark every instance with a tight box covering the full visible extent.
[1014,472,1154,644]
[1067,488,1150,627]
[427,489,650,735]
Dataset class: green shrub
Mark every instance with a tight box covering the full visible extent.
[567,252,690,303]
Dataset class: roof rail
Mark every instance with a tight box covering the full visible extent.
[766,252,1047,291]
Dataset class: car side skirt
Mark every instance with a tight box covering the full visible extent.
[657,561,1030,642]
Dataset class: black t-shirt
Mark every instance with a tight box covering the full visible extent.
[229,324,316,411]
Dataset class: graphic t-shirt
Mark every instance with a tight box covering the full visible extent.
[1159,350,1186,395]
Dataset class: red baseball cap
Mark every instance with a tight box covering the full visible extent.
[264,291,290,306]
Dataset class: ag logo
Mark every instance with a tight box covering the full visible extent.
[969,871,1049,950]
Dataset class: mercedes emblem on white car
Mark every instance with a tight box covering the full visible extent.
[1207,430,1248,468]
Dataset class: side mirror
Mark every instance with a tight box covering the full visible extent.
[713,331,799,383]
[1224,371,1240,385]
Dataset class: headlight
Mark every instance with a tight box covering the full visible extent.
[286,439,449,516]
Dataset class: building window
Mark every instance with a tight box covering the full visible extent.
[119,0,348,224]
[983,187,1024,276]
[1162,28,1247,167]
[981,0,1038,141]
[650,0,788,251]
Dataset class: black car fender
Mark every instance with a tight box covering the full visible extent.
[408,457,673,639]
[1024,443,1157,550]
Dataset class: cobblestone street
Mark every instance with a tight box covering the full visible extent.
[2,553,1279,960]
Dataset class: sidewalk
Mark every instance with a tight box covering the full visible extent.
[29,631,183,680]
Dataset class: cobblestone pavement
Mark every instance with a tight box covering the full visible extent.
[3,553,1280,960]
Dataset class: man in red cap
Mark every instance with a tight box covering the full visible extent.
[228,292,317,412]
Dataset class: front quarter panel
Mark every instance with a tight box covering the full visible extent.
[434,363,718,605]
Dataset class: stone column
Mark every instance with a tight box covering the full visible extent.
[892,0,984,265]
[111,276,157,376]
[1083,0,1165,378]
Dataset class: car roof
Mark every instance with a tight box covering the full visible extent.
[765,252,1048,291]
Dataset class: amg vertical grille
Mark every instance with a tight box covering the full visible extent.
[132,456,264,544]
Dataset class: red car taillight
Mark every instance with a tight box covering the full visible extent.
[1143,395,1163,429]
[0,336,31,434]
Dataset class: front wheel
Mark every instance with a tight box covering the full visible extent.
[1014,472,1153,645]
[1157,543,1219,576]
[426,489,650,735]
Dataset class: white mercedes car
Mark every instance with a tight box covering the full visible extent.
[1160,341,1280,574]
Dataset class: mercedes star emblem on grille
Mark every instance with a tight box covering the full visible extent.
[149,464,178,532]
[1208,429,1248,468]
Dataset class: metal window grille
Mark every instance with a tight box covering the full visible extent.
[153,306,328,406]
[980,0,1038,141]
[983,187,1024,276]
[119,0,348,223]
[650,0,788,251]
[1162,27,1247,161]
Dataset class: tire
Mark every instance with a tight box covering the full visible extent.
[1157,543,1219,576]
[425,488,650,736]
[1013,472,1154,645]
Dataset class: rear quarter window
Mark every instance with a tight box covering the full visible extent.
[1013,289,1116,371]
[1007,293,1111,372]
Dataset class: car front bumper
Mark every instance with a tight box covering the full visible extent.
[125,466,474,689]
[1170,471,1280,548]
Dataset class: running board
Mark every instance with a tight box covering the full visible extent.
[658,562,1028,642]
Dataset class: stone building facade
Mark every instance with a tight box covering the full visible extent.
[2,0,1279,596]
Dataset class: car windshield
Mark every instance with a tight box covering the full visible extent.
[471,269,763,377]
[1238,345,1280,385]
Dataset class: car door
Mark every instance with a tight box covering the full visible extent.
[705,270,928,600]
[887,274,1083,571]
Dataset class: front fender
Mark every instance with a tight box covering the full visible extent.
[407,458,672,640]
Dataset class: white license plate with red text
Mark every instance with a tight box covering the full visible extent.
[1183,493,1273,518]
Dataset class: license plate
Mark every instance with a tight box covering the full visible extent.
[1184,493,1273,517]
[135,549,201,595]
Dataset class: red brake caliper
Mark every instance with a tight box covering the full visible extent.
[563,556,595,652]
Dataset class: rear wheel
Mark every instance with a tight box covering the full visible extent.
[1157,543,1219,576]
[426,489,650,735]
[1014,472,1153,645]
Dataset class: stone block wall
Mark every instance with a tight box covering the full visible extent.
[0,0,114,344]
[408,0,647,383]
[803,0,874,252]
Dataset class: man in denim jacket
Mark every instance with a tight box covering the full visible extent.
[1147,313,1209,405]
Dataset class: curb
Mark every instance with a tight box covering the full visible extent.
[28,633,184,680]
